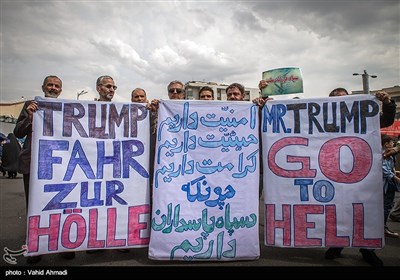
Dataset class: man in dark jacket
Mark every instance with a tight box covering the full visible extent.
[328,87,396,128]
[1,133,20,178]
[14,75,75,264]
[325,87,396,267]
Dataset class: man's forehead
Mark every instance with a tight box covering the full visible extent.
[170,83,183,88]
[227,88,240,92]
[46,78,61,84]
[102,78,114,83]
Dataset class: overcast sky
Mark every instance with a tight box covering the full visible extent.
[1,0,399,103]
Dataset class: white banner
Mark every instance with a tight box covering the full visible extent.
[149,100,260,260]
[262,94,384,248]
[26,97,151,256]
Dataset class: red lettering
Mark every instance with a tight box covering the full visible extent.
[268,137,317,178]
[265,204,291,246]
[264,203,382,248]
[106,207,126,247]
[320,137,371,183]
[127,205,150,245]
[61,213,86,249]
[293,205,323,246]
[87,208,105,249]
[325,205,350,247]
[352,203,382,248]
[27,214,61,252]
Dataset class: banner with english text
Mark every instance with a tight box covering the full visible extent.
[262,94,385,248]
[26,97,151,256]
[149,100,260,261]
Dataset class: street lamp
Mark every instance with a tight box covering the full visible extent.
[77,90,88,100]
[353,70,377,94]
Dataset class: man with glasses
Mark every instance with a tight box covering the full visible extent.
[147,80,186,195]
[148,80,186,127]
[167,80,186,100]
[87,75,130,254]
[96,75,117,102]
[148,80,186,112]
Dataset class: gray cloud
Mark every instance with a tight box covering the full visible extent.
[251,1,399,41]
[233,9,266,32]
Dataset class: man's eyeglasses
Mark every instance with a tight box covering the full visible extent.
[101,84,117,90]
[168,88,183,94]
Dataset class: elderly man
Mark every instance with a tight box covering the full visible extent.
[14,75,75,264]
[131,88,148,103]
[96,75,117,102]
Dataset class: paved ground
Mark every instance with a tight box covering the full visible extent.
[1,175,399,275]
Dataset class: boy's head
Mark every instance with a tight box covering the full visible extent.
[381,134,394,147]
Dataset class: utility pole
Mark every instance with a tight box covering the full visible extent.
[77,90,88,100]
[353,70,377,94]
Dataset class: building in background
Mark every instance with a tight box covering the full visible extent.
[1,85,398,134]
[0,100,25,134]
[185,81,260,101]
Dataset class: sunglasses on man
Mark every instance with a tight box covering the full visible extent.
[168,88,183,94]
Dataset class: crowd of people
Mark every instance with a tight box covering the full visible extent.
[9,75,400,266]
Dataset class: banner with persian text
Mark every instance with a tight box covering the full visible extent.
[26,97,151,256]
[149,100,260,260]
[262,94,385,248]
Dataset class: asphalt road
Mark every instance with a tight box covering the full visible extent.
[1,175,399,275]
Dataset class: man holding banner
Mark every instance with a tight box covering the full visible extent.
[23,76,151,259]
[86,75,131,254]
[14,75,76,264]
[324,87,396,267]
[149,95,261,260]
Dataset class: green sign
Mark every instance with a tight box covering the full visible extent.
[261,67,303,97]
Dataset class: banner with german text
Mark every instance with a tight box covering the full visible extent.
[26,97,151,256]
